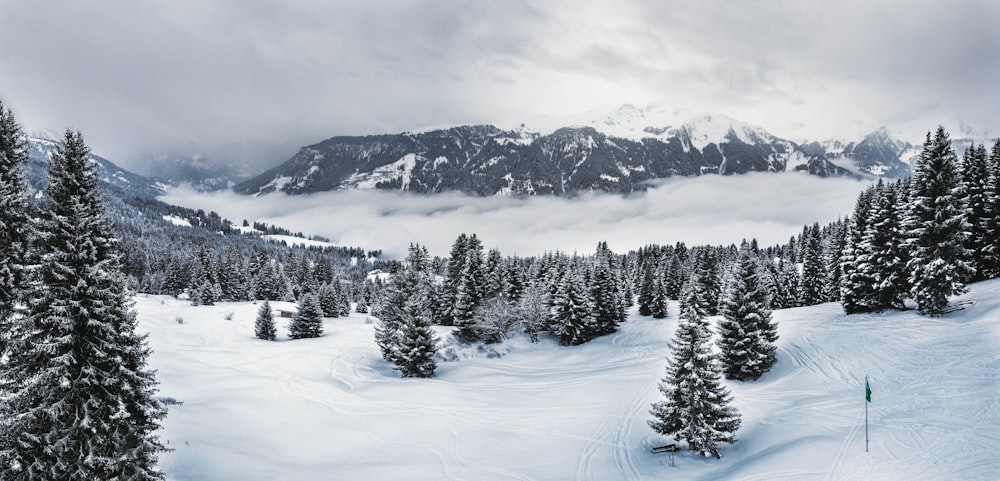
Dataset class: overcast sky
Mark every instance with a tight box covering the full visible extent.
[2,0,998,170]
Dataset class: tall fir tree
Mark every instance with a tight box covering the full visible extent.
[797,223,825,306]
[0,101,31,356]
[0,130,166,480]
[255,300,277,341]
[548,265,596,346]
[288,293,324,339]
[649,272,741,458]
[637,261,656,316]
[905,127,975,316]
[961,144,993,281]
[591,245,625,335]
[981,140,1000,279]
[718,247,778,381]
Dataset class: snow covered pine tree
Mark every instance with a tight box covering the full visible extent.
[718,244,778,381]
[288,293,325,339]
[0,100,31,356]
[255,300,277,341]
[904,127,974,316]
[649,272,741,458]
[0,130,166,480]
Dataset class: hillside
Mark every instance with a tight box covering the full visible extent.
[139,279,1000,480]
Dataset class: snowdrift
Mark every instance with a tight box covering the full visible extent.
[140,279,1000,480]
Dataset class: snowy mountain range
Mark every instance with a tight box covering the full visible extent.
[25,136,164,200]
[233,107,923,197]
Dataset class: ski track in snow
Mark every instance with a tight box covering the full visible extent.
[138,279,1000,480]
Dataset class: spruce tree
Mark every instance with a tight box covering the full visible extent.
[0,130,165,480]
[549,265,596,346]
[288,293,324,339]
[905,127,974,316]
[591,250,624,335]
[649,263,669,319]
[718,247,778,381]
[961,144,992,281]
[981,140,1000,279]
[649,272,741,458]
[393,316,439,378]
[797,223,825,306]
[452,247,485,343]
[0,100,30,356]
[637,261,655,316]
[255,300,277,341]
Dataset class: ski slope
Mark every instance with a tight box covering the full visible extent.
[139,279,1000,480]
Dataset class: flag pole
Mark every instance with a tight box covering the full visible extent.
[865,375,869,453]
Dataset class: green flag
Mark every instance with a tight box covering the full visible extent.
[865,378,872,403]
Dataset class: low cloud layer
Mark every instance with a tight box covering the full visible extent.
[160,173,872,259]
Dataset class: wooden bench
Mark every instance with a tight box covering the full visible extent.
[651,443,679,454]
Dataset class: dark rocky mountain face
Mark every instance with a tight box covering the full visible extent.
[234,121,862,197]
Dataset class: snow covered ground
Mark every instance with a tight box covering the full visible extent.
[139,279,1000,480]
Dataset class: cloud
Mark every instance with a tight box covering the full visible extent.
[1,0,996,171]
[159,173,872,259]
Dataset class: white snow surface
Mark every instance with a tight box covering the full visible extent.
[262,234,337,249]
[161,215,192,227]
[140,279,1000,480]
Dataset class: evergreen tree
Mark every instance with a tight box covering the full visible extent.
[393,315,439,378]
[865,183,909,310]
[255,300,277,341]
[649,262,669,319]
[0,130,165,480]
[0,101,31,356]
[452,247,485,343]
[962,144,993,281]
[798,223,825,306]
[718,247,778,381]
[591,247,624,334]
[905,127,975,316]
[637,261,656,316]
[840,185,877,314]
[318,282,341,317]
[373,256,439,377]
[288,293,324,339]
[981,140,1000,279]
[649,272,741,458]
[548,265,596,346]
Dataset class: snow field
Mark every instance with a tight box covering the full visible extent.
[139,279,1000,480]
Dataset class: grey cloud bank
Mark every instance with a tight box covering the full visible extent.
[160,173,872,258]
[1,1,998,172]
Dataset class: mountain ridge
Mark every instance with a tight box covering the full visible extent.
[234,112,914,197]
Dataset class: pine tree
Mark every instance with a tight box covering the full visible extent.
[255,300,277,341]
[981,140,1000,279]
[649,272,741,458]
[549,265,596,346]
[718,247,778,381]
[0,101,31,357]
[0,130,166,480]
[452,247,485,343]
[318,282,341,317]
[962,144,992,281]
[288,293,324,339]
[798,223,825,306]
[637,261,656,316]
[649,263,669,319]
[393,316,439,378]
[905,127,975,316]
[591,248,624,335]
